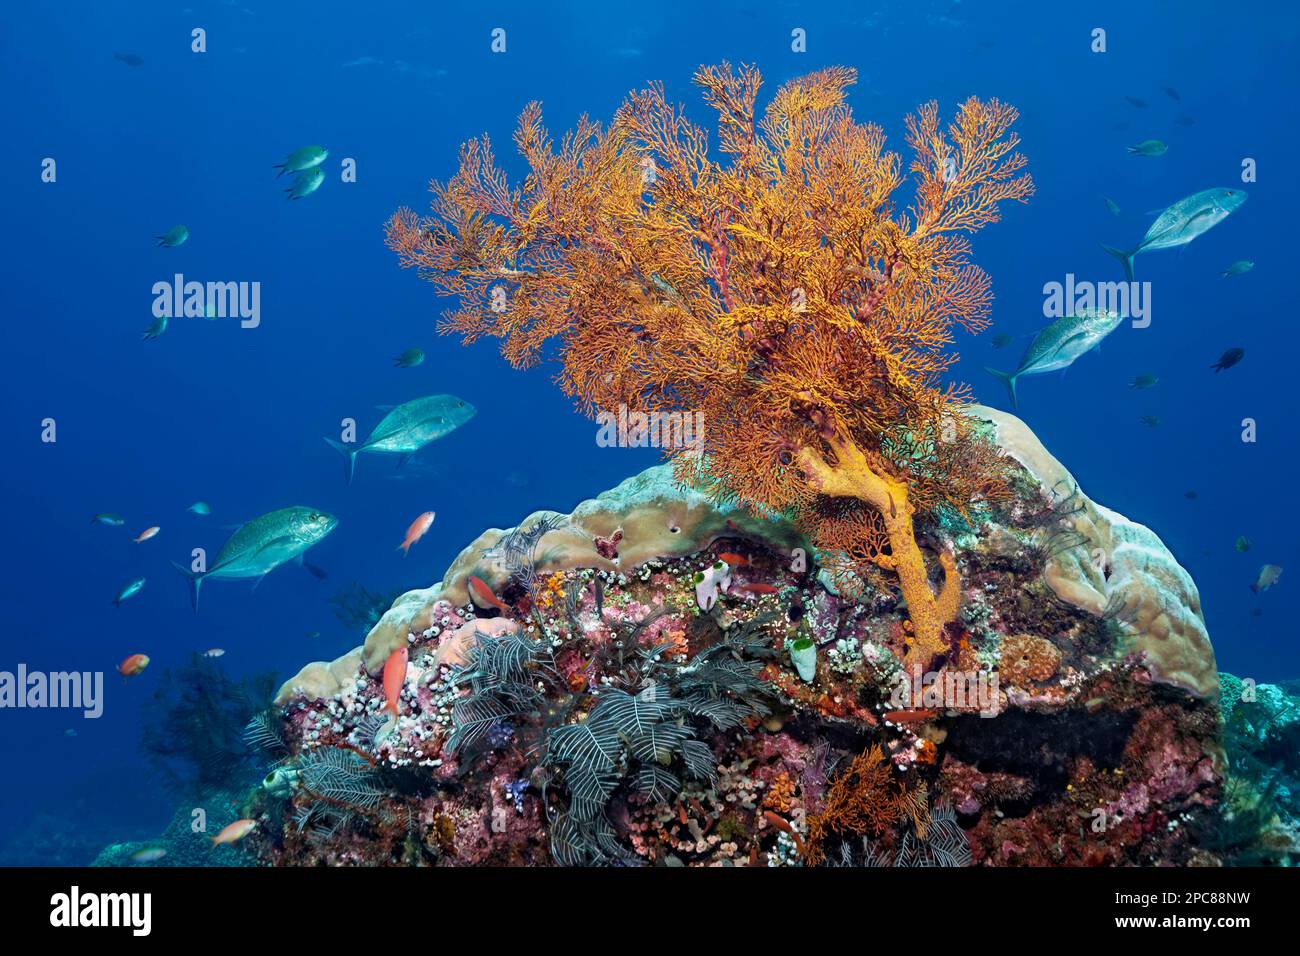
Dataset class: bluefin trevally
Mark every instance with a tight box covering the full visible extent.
[171,506,338,610]
[1102,188,1247,281]
[325,394,476,484]
[985,310,1123,411]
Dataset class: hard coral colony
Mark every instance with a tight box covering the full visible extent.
[223,65,1241,869]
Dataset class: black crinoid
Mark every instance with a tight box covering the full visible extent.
[291,746,390,845]
[1021,478,1091,567]
[831,802,971,868]
[480,512,571,599]
[243,709,288,757]
[443,613,776,865]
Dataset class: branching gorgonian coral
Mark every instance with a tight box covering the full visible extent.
[388,63,1032,668]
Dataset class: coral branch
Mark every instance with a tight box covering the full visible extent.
[799,435,958,668]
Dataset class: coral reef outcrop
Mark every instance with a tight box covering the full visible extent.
[260,409,1222,867]
[977,406,1215,697]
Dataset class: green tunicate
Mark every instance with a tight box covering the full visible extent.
[788,637,817,683]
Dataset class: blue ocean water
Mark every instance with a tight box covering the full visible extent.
[0,0,1295,863]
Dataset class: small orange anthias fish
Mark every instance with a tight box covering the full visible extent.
[133,526,160,544]
[397,510,436,556]
[383,645,408,716]
[209,819,257,846]
[468,574,510,613]
[118,653,150,677]
[718,552,749,566]
[737,582,778,595]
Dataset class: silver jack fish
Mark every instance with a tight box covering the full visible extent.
[171,506,338,611]
[325,394,476,484]
[1102,187,1247,280]
[985,310,1123,411]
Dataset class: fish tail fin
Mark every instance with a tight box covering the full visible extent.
[324,438,359,484]
[1101,243,1137,282]
[154,237,165,247]
[984,367,1020,412]
[397,541,411,556]
[1249,583,1260,594]
[273,163,285,178]
[171,561,204,612]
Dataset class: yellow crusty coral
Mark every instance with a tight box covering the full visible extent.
[386,62,1032,671]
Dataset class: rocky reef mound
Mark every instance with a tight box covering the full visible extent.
[252,408,1223,867]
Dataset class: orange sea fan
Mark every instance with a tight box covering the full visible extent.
[387,62,1032,670]
[804,744,930,865]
